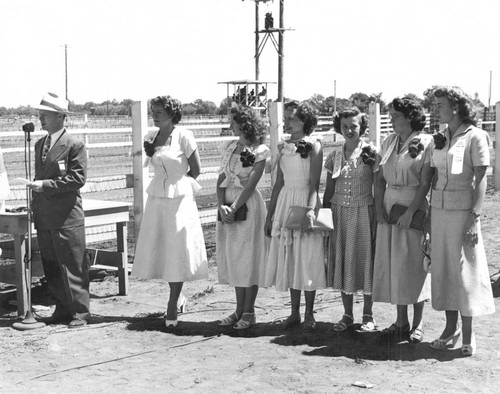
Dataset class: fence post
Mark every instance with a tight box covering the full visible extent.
[368,102,381,149]
[131,101,149,242]
[495,101,500,191]
[268,101,283,187]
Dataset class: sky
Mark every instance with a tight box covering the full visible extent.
[1,0,499,108]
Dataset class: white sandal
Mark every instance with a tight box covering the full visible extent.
[233,313,256,330]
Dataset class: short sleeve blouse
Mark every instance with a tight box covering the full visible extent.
[431,125,490,192]
[218,141,270,188]
[379,132,433,189]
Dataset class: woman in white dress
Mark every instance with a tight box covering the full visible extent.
[216,106,270,330]
[373,97,433,343]
[429,86,495,356]
[263,101,326,331]
[132,96,208,328]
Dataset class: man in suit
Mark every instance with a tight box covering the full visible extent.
[28,92,90,328]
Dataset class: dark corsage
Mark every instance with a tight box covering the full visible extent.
[360,145,377,166]
[296,140,313,159]
[143,140,155,157]
[408,138,424,159]
[433,133,446,150]
[240,148,256,167]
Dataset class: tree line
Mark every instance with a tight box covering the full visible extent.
[0,88,486,117]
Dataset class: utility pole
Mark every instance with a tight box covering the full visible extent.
[277,0,284,101]
[252,0,291,101]
[255,2,260,80]
[333,80,337,114]
[488,70,492,108]
[64,44,68,100]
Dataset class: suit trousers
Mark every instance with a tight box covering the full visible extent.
[37,226,90,321]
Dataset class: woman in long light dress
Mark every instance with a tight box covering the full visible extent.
[132,95,208,328]
[216,106,270,330]
[323,107,379,333]
[429,86,495,356]
[263,101,326,331]
[373,97,433,343]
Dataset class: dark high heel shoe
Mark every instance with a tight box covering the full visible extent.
[430,328,461,350]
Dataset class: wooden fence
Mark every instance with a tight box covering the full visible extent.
[1,101,498,245]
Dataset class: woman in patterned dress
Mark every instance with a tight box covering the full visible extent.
[373,97,433,343]
[263,101,326,331]
[132,96,208,328]
[429,86,495,356]
[216,106,270,330]
[323,107,379,332]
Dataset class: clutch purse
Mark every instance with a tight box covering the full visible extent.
[217,203,248,222]
[388,204,426,231]
[284,206,334,231]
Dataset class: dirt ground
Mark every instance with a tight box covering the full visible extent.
[1,192,500,393]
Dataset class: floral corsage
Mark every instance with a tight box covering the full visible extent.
[240,148,256,167]
[433,133,446,150]
[360,145,377,166]
[408,137,424,158]
[143,140,155,157]
[296,139,314,159]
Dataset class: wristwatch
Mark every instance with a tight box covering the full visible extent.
[470,210,480,220]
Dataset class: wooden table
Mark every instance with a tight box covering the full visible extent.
[0,199,130,316]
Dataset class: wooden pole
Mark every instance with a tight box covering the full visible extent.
[368,102,381,149]
[255,1,260,81]
[277,0,284,101]
[131,101,149,242]
[268,101,283,187]
[495,101,500,191]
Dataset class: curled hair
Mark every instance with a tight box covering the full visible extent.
[230,105,266,145]
[433,86,477,126]
[284,100,318,135]
[333,107,368,135]
[150,95,183,124]
[390,97,426,131]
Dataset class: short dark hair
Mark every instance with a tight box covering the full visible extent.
[150,95,183,124]
[333,107,368,135]
[390,97,427,131]
[284,100,318,135]
[230,105,266,145]
[433,86,477,126]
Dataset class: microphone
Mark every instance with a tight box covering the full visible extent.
[22,122,35,133]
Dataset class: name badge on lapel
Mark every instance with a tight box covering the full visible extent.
[58,160,67,175]
[451,136,466,175]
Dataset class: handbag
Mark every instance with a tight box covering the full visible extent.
[217,203,248,222]
[284,206,334,231]
[388,204,426,231]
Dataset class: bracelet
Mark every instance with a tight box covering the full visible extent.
[306,206,315,211]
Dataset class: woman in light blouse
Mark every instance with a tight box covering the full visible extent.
[132,95,208,329]
[216,106,270,330]
[373,97,433,343]
[429,86,495,356]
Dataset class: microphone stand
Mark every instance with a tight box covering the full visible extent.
[13,123,45,330]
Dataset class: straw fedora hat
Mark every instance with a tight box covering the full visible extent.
[34,92,72,114]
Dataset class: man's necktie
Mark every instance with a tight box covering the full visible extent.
[41,135,51,163]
